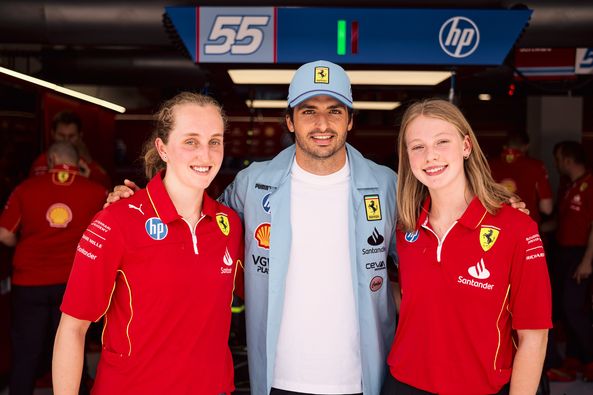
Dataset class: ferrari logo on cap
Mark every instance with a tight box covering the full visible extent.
[480,227,500,252]
[314,66,329,84]
[216,213,230,236]
[364,195,382,221]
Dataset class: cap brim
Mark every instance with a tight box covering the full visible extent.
[288,90,353,108]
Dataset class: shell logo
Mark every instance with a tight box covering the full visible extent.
[46,203,73,228]
[500,178,517,193]
[254,223,271,250]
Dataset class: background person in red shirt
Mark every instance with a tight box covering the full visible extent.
[546,141,593,381]
[383,99,551,395]
[29,110,111,189]
[489,131,553,226]
[0,141,106,395]
[53,92,244,395]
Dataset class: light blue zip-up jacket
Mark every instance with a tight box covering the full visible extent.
[221,143,397,395]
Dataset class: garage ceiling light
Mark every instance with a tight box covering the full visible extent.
[230,69,450,86]
[246,99,400,111]
[0,66,126,113]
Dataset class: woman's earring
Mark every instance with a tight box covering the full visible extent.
[162,154,167,161]
[463,154,469,160]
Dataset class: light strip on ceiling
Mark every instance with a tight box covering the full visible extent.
[230,69,451,86]
[246,99,400,111]
[0,66,126,113]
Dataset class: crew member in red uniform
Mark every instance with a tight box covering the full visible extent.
[0,141,106,395]
[383,99,551,395]
[53,92,244,395]
[489,131,553,225]
[547,141,593,381]
[30,110,111,189]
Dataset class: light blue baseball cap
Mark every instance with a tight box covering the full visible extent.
[287,60,353,108]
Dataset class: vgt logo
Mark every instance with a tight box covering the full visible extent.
[439,16,480,58]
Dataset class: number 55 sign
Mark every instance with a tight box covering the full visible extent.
[166,6,275,63]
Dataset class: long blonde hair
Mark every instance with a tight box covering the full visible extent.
[397,99,514,232]
[142,92,227,179]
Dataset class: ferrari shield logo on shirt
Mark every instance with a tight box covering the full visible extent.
[145,217,168,240]
[480,226,500,251]
[216,213,230,236]
[314,66,329,84]
[580,182,588,192]
[254,223,271,249]
[57,171,70,183]
[364,195,382,221]
[405,230,419,243]
[46,203,73,228]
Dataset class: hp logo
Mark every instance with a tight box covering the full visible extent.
[439,16,480,58]
[145,217,168,240]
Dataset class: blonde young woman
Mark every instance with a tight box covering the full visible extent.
[53,92,243,395]
[382,99,551,395]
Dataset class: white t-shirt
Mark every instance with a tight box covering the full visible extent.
[272,158,362,394]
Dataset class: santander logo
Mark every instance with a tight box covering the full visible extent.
[468,258,490,280]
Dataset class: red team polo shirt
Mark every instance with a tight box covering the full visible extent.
[489,148,552,224]
[0,164,106,285]
[61,172,243,395]
[30,152,112,189]
[556,173,593,247]
[388,197,552,395]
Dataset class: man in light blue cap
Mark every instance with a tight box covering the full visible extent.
[108,60,398,395]
[222,60,397,395]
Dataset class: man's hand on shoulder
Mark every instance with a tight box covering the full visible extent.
[104,179,139,209]
[509,196,529,216]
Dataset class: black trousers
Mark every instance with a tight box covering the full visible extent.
[381,373,510,395]
[270,388,362,395]
[10,284,65,395]
[555,246,593,364]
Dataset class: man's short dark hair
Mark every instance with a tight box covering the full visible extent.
[554,140,587,166]
[51,111,82,132]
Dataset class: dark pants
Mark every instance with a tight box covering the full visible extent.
[270,388,362,395]
[555,246,593,364]
[381,373,510,395]
[9,284,65,395]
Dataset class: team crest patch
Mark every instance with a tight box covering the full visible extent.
[254,223,271,250]
[480,227,500,252]
[314,66,329,84]
[581,182,588,192]
[216,213,230,236]
[46,203,72,228]
[364,195,382,221]
[145,217,168,240]
[405,230,419,243]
